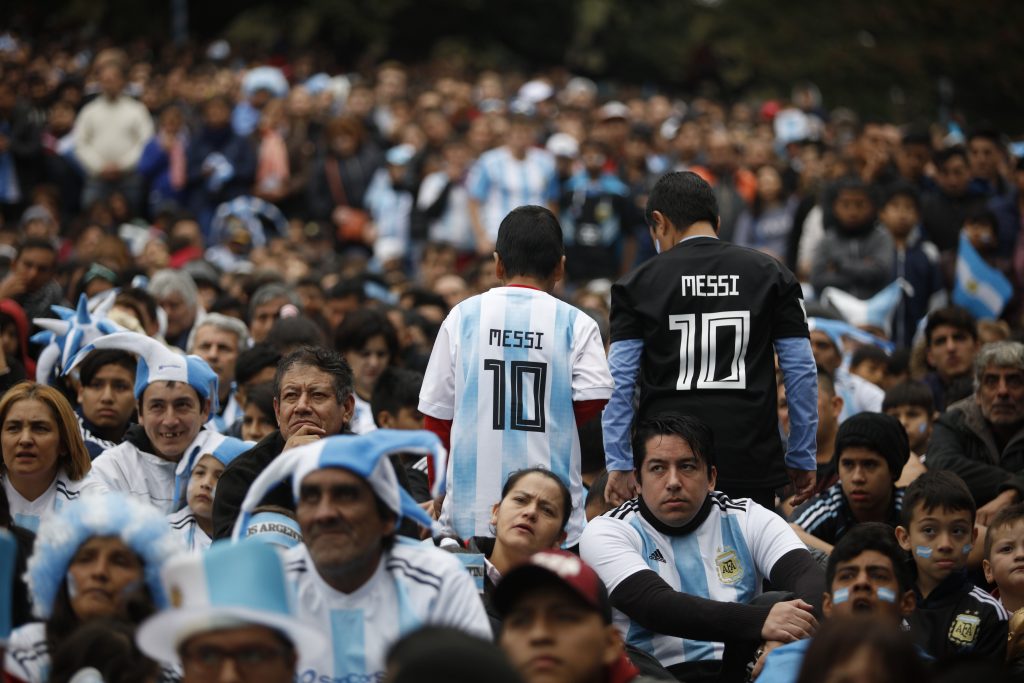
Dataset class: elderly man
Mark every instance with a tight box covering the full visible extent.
[929,341,1024,523]
[137,540,327,683]
[68,331,247,513]
[231,430,491,681]
[148,268,201,351]
[188,313,250,433]
[581,415,824,683]
[212,345,354,538]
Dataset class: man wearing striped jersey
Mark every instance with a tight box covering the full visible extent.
[603,171,818,510]
[467,114,559,255]
[580,416,824,683]
[791,413,910,555]
[419,206,614,546]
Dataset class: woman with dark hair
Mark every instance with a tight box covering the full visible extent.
[0,382,91,533]
[2,493,179,682]
[334,308,400,434]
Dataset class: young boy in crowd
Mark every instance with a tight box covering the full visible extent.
[883,380,937,459]
[790,412,909,554]
[983,504,1024,615]
[896,470,1009,660]
[168,440,249,553]
[849,344,889,389]
[372,367,431,503]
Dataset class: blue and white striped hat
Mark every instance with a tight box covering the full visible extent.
[231,430,448,540]
[136,539,326,664]
[26,493,181,619]
[173,431,252,510]
[32,293,123,383]
[65,331,219,410]
[244,512,303,550]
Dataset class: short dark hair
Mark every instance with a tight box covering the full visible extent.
[334,308,399,359]
[900,470,976,528]
[850,344,888,370]
[882,180,921,211]
[273,346,354,405]
[827,522,913,594]
[585,470,610,509]
[326,279,366,303]
[77,349,137,387]
[983,503,1024,559]
[632,415,715,477]
[882,380,934,414]
[16,238,57,258]
[500,467,572,532]
[266,315,327,352]
[234,343,282,386]
[494,205,564,280]
[967,125,1003,147]
[245,382,277,423]
[371,367,423,427]
[831,176,875,205]
[963,206,999,231]
[924,306,977,345]
[645,171,718,232]
[934,145,968,168]
[817,366,836,397]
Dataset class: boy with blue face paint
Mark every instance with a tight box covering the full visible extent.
[895,471,1009,660]
[756,523,921,682]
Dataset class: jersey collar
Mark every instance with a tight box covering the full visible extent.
[637,493,713,536]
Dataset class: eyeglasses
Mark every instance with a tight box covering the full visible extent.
[181,643,291,678]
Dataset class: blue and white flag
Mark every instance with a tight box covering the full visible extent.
[953,232,1012,320]
[821,278,913,337]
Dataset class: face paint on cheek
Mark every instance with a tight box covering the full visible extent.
[832,587,850,604]
[918,423,927,434]
[915,546,933,559]
[66,572,80,600]
[120,579,143,599]
[876,587,896,603]
[962,544,973,555]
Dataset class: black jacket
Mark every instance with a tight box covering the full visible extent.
[907,569,1008,661]
[212,430,289,539]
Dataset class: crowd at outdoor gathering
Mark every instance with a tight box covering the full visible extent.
[1,26,1024,683]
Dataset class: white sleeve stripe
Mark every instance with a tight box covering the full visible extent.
[969,587,1010,618]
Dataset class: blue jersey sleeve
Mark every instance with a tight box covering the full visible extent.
[775,336,818,472]
[603,339,643,472]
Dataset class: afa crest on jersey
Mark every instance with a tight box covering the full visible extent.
[715,547,743,585]
[948,612,980,646]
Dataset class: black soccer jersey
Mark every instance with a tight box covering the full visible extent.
[610,236,809,488]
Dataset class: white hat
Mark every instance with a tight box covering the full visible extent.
[31,293,123,383]
[136,539,326,664]
[545,132,580,158]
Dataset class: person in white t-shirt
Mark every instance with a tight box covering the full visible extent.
[231,430,492,682]
[580,415,824,683]
[0,382,91,533]
[419,205,613,546]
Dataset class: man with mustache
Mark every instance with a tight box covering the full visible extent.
[929,341,1024,525]
[580,415,824,683]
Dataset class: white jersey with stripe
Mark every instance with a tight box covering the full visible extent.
[419,286,613,545]
[167,505,212,554]
[285,538,491,681]
[467,146,558,240]
[2,470,82,533]
[580,492,805,669]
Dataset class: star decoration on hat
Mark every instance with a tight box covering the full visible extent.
[31,292,123,383]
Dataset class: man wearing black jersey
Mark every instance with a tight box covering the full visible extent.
[603,171,818,509]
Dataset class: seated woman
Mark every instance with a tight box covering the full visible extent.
[3,493,179,682]
[0,382,92,532]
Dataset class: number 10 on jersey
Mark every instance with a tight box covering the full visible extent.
[483,360,548,431]
[668,311,751,390]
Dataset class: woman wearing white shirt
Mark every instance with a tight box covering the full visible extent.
[0,382,91,532]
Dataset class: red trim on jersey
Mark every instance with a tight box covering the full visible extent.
[423,415,453,487]
[573,398,607,426]
[505,284,543,291]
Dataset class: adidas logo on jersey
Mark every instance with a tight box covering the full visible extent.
[648,549,666,563]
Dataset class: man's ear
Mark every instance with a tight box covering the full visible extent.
[713,215,721,234]
[377,410,394,429]
[494,252,506,281]
[982,558,994,584]
[552,255,566,285]
[822,592,833,619]
[552,530,567,549]
[895,525,911,551]
[342,393,356,428]
[899,589,916,617]
[601,624,624,667]
[650,210,668,237]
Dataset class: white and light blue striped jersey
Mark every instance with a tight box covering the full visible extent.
[467,146,559,240]
[1,470,81,533]
[419,286,613,545]
[580,492,805,669]
[365,168,414,258]
[350,394,378,435]
[167,505,212,553]
[285,538,491,682]
[418,170,475,251]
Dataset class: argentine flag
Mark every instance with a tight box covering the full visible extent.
[821,278,913,337]
[953,232,1012,320]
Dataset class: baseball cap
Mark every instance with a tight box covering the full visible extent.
[493,550,612,623]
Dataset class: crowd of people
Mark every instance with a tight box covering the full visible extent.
[1,28,1024,683]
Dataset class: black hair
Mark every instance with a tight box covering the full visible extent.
[266,315,327,353]
[77,349,137,387]
[934,145,968,167]
[404,288,449,315]
[274,346,354,405]
[886,348,910,377]
[925,306,978,345]
[16,237,57,256]
[795,617,926,683]
[494,205,565,280]
[371,367,423,427]
[882,180,921,211]
[900,470,976,528]
[817,366,836,397]
[827,522,914,594]
[900,129,931,147]
[500,467,572,532]
[234,343,282,386]
[386,626,522,683]
[850,344,889,370]
[327,278,367,303]
[49,618,161,683]
[115,288,159,329]
[963,206,999,231]
[644,171,719,232]
[245,382,277,422]
[831,175,875,205]
[882,380,935,414]
[967,125,1003,147]
[632,414,716,477]
[586,470,610,509]
[334,308,400,359]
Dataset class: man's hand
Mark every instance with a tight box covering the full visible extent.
[978,489,1019,526]
[760,599,818,643]
[99,164,122,182]
[786,467,816,506]
[750,640,785,680]
[0,273,27,299]
[605,470,638,506]
[282,424,326,452]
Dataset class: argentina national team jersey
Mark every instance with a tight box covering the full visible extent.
[1,471,81,533]
[580,492,805,669]
[285,538,492,682]
[420,286,613,545]
[467,147,558,241]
